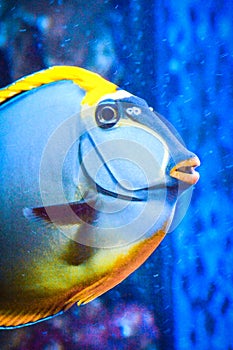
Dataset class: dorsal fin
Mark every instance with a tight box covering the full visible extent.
[0,66,118,106]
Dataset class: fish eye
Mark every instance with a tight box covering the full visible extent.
[95,102,119,129]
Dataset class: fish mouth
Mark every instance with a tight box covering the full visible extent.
[170,156,200,185]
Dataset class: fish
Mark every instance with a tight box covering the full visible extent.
[0,66,200,329]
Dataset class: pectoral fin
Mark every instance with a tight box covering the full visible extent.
[23,199,97,225]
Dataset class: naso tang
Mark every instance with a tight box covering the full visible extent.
[0,66,200,329]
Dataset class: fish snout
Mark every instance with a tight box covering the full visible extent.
[169,156,200,185]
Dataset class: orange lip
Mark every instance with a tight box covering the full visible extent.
[170,156,200,185]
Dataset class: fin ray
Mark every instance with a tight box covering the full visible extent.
[0,298,69,329]
[23,199,97,225]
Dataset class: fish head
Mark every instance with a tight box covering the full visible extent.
[78,89,200,246]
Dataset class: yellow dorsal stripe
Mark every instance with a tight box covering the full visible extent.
[0,66,118,106]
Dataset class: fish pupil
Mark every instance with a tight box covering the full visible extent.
[100,106,117,122]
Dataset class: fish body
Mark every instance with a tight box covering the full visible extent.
[0,66,200,328]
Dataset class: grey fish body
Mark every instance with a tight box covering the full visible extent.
[0,81,85,298]
[0,66,200,329]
